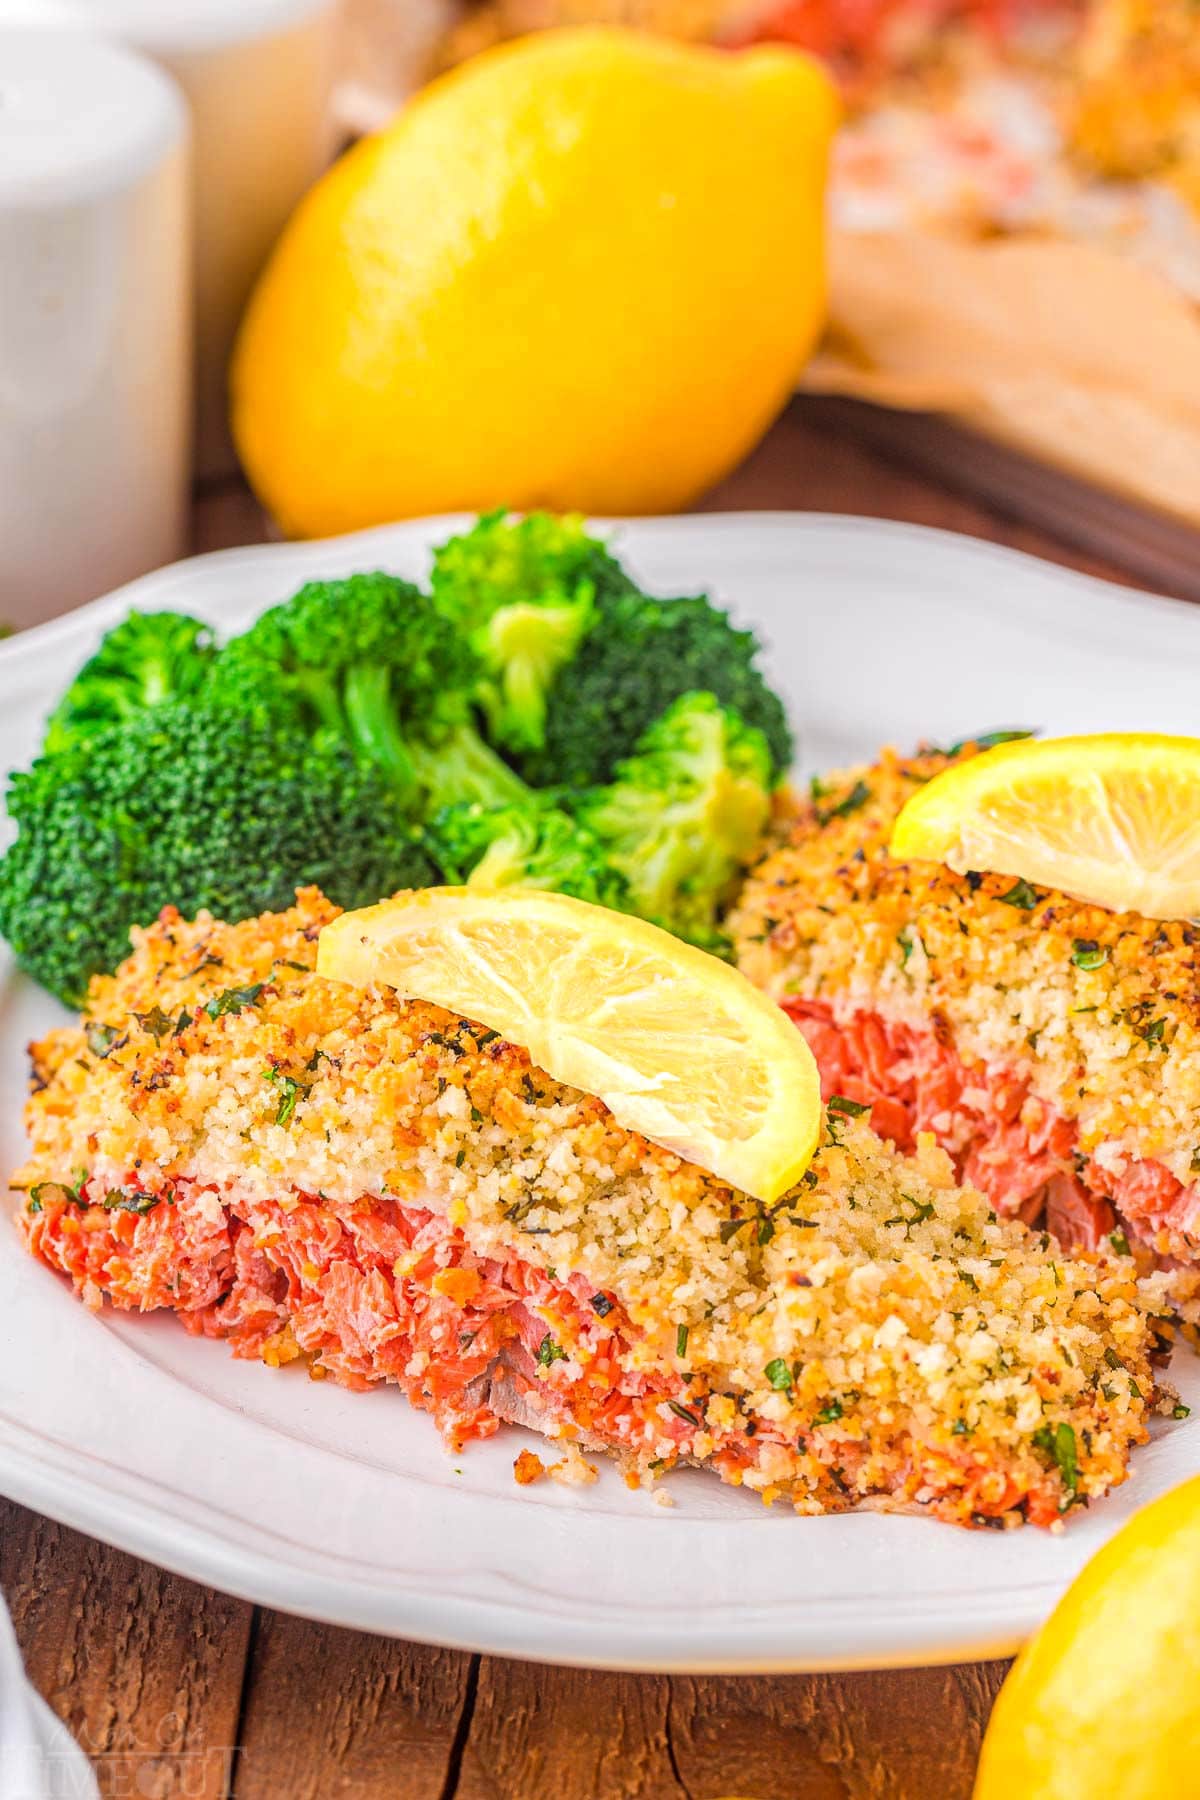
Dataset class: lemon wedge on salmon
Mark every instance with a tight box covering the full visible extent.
[890,733,1200,920]
[317,889,821,1202]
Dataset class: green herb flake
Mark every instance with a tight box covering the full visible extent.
[1174,1403,1192,1420]
[945,728,1034,756]
[133,1004,176,1041]
[1071,939,1110,971]
[951,1419,969,1436]
[536,1334,567,1368]
[817,779,871,827]
[897,926,921,969]
[668,1401,702,1428]
[719,1217,748,1245]
[204,982,266,1021]
[998,878,1039,911]
[1108,1229,1131,1257]
[885,1194,937,1235]
[1033,1421,1079,1500]
[676,1324,689,1360]
[85,1021,121,1059]
[263,1066,303,1127]
[102,1188,160,1217]
[764,1357,793,1394]
[814,1399,844,1425]
[1104,1346,1124,1371]
[827,1094,870,1119]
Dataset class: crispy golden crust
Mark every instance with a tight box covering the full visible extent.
[16,886,1158,1525]
[730,746,1200,1179]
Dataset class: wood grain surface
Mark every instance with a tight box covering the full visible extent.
[0,396,1173,1799]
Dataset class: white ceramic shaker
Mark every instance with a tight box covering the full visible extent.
[75,0,338,477]
[0,30,191,627]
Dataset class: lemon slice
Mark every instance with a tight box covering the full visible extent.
[317,888,821,1202]
[890,733,1200,919]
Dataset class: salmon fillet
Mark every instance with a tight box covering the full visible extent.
[730,744,1200,1325]
[14,887,1162,1528]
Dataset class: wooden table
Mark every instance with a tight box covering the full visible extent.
[0,398,1161,1799]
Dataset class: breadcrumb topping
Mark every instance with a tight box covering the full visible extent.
[14,887,1159,1526]
[731,746,1200,1193]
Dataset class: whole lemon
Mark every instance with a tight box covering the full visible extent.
[975,1473,1200,1800]
[230,26,837,537]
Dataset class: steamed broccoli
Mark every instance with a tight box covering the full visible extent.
[43,611,217,756]
[523,587,793,789]
[0,700,435,1005]
[429,798,629,911]
[206,572,478,805]
[574,692,773,950]
[429,511,637,755]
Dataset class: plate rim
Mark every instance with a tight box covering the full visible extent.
[0,510,1188,1672]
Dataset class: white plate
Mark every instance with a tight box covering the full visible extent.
[1,513,1199,1674]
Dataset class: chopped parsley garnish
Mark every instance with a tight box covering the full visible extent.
[1108,1229,1131,1257]
[132,1004,176,1041]
[676,1324,689,1360]
[85,1021,121,1059]
[884,1194,936,1235]
[1104,1346,1125,1371]
[998,878,1039,911]
[1174,1403,1192,1420]
[263,1066,303,1127]
[29,1168,88,1211]
[764,1357,793,1394]
[814,1399,843,1425]
[816,779,871,827]
[204,982,266,1021]
[536,1334,567,1368]
[1033,1421,1079,1501]
[590,1293,614,1318]
[897,926,920,969]
[1071,939,1109,971]
[668,1401,702,1428]
[951,1419,969,1436]
[825,1093,870,1145]
[102,1188,160,1216]
[960,1271,979,1292]
[1138,1016,1167,1049]
[944,728,1034,756]
[719,1216,749,1244]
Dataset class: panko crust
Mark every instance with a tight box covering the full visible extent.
[16,885,1160,1527]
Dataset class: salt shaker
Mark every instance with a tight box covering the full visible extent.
[0,31,191,626]
[75,0,338,477]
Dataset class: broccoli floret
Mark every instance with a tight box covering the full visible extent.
[429,799,629,912]
[408,722,530,814]
[573,692,773,951]
[429,511,637,755]
[0,700,436,1005]
[43,611,217,756]
[524,587,793,789]
[207,572,478,806]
